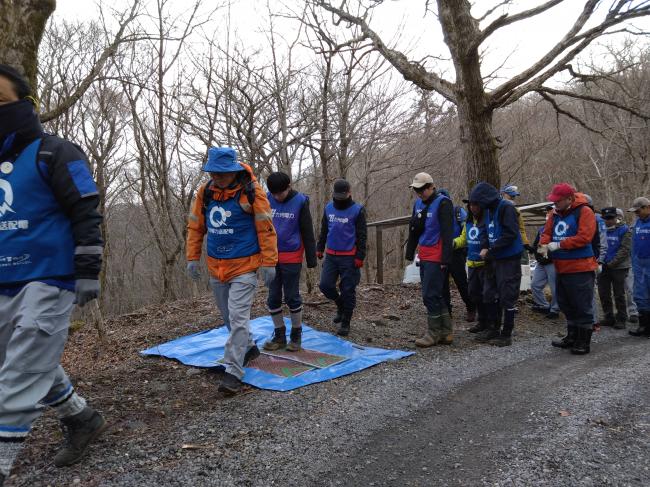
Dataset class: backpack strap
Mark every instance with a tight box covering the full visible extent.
[200,180,257,216]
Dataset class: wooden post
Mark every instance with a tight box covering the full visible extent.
[376,226,384,284]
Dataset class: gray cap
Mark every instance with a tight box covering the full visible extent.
[616,208,624,219]
[627,197,650,212]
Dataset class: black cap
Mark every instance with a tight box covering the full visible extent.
[332,179,351,200]
[601,206,617,219]
[267,171,291,194]
[0,64,31,99]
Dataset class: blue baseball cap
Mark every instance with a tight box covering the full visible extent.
[202,147,244,173]
[500,184,520,197]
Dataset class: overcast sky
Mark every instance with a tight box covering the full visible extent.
[53,0,649,86]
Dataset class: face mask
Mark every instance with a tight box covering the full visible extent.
[0,99,38,155]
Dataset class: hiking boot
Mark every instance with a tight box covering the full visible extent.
[218,372,243,395]
[263,326,287,351]
[333,297,344,324]
[54,407,107,467]
[243,345,260,366]
[438,313,453,345]
[465,308,476,322]
[601,314,615,327]
[613,319,626,330]
[552,327,576,349]
[467,321,487,333]
[628,315,639,324]
[489,332,512,347]
[337,310,352,336]
[571,328,592,355]
[629,325,650,336]
[475,326,499,343]
[546,311,560,320]
[287,327,302,352]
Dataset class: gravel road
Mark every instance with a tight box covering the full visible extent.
[8,295,650,487]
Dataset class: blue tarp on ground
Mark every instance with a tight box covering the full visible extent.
[140,316,413,391]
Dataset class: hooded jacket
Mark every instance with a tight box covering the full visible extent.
[469,182,521,260]
[540,192,597,274]
[604,221,631,270]
[186,163,278,282]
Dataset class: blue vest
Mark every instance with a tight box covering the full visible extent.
[550,208,594,260]
[465,219,483,262]
[0,139,75,284]
[415,194,449,247]
[269,192,306,253]
[486,199,524,259]
[633,217,650,260]
[452,206,467,239]
[206,189,260,259]
[325,202,362,252]
[604,224,628,264]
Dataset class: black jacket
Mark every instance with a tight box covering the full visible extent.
[405,192,454,265]
[317,198,368,261]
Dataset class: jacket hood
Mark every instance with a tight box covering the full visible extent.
[468,182,500,209]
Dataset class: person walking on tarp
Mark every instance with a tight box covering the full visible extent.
[438,189,476,322]
[453,197,497,335]
[530,208,561,320]
[317,179,367,336]
[627,197,650,337]
[405,173,454,347]
[471,182,523,347]
[598,207,631,329]
[0,65,106,485]
[186,147,278,394]
[539,184,597,354]
[263,172,317,352]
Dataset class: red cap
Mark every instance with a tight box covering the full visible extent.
[546,183,576,203]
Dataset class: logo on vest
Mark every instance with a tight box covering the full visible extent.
[328,214,349,224]
[0,254,31,268]
[208,205,234,235]
[0,179,15,218]
[468,226,480,241]
[271,209,295,219]
[554,221,569,239]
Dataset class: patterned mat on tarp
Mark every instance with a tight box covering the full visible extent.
[141,316,413,392]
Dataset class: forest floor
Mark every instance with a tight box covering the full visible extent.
[8,283,649,486]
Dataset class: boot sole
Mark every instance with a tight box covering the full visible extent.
[262,343,287,351]
[54,419,109,468]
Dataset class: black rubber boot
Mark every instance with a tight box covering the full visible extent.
[263,326,287,351]
[54,407,107,467]
[337,310,352,336]
[489,308,514,347]
[552,327,576,349]
[629,311,650,336]
[571,328,592,355]
[333,297,344,324]
[601,314,615,327]
[218,372,243,395]
[467,303,487,333]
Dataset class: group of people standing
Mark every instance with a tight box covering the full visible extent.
[407,173,650,356]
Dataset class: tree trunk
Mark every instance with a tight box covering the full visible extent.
[0,0,55,90]
[438,0,500,190]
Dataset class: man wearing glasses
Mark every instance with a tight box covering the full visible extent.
[405,173,454,347]
[628,197,650,337]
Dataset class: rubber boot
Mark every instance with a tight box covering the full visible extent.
[601,313,615,327]
[475,304,501,343]
[465,306,476,323]
[571,327,592,355]
[54,407,107,467]
[629,311,650,336]
[333,297,344,324]
[287,310,302,352]
[490,308,514,347]
[614,315,627,330]
[415,314,439,347]
[337,310,352,336]
[218,372,243,395]
[552,326,576,349]
[438,312,453,345]
[263,324,287,351]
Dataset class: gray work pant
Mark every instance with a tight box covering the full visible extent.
[530,262,559,313]
[0,282,85,442]
[626,269,638,317]
[210,273,258,380]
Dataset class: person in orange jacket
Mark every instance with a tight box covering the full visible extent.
[186,147,277,394]
[539,183,597,355]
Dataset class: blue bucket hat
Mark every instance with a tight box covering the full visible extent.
[500,184,520,198]
[203,147,244,173]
